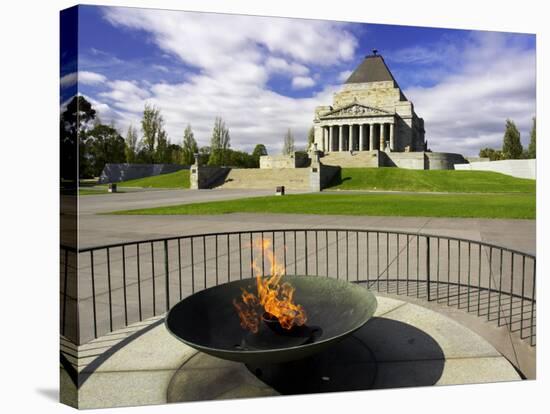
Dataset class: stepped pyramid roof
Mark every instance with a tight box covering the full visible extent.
[345,53,398,85]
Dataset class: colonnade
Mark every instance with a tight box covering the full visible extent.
[320,122,395,152]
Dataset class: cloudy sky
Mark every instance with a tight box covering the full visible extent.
[61,5,536,156]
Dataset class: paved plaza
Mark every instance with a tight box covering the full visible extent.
[61,188,536,406]
[61,295,520,409]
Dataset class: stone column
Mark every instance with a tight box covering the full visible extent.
[389,123,395,151]
[380,123,386,151]
[339,125,343,152]
[328,126,333,152]
[369,124,375,150]
[359,124,364,151]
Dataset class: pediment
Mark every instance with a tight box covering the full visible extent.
[320,103,391,119]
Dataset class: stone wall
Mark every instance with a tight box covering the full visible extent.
[259,153,309,169]
[220,168,311,190]
[333,81,402,109]
[381,152,467,170]
[98,163,188,184]
[190,166,231,189]
[190,160,340,191]
[321,151,467,170]
[317,164,341,191]
[425,152,468,170]
[455,159,536,180]
[466,157,490,163]
[320,151,381,168]
[380,152,426,169]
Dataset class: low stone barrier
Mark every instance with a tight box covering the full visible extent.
[98,163,188,184]
[260,152,310,169]
[455,159,536,179]
[310,163,340,191]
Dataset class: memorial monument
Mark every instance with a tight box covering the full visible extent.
[314,50,426,153]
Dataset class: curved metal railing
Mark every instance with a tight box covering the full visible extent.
[60,228,536,347]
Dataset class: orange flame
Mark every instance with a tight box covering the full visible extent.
[233,239,307,333]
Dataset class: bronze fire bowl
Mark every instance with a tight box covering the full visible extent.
[165,276,377,365]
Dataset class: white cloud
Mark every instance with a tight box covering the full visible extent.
[60,72,77,88]
[91,7,357,152]
[291,76,316,89]
[389,43,461,66]
[338,70,353,82]
[81,92,141,134]
[99,80,150,107]
[266,57,309,76]
[60,71,107,88]
[152,64,170,73]
[404,32,535,156]
[102,7,357,86]
[79,71,107,84]
[88,9,534,157]
[95,72,339,152]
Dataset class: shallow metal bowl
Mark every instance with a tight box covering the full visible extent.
[165,276,377,365]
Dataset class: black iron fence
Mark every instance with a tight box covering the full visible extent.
[61,229,536,347]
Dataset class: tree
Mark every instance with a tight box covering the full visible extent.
[251,144,267,167]
[61,95,97,138]
[141,103,167,163]
[307,126,315,150]
[181,124,198,165]
[208,117,231,166]
[82,123,126,177]
[227,149,257,168]
[154,129,170,163]
[124,125,138,163]
[198,146,211,165]
[167,143,182,164]
[479,147,503,161]
[282,129,295,155]
[502,119,523,159]
[252,144,267,158]
[527,117,536,159]
[60,95,97,179]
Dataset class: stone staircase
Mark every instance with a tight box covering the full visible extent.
[321,150,381,168]
[219,168,311,190]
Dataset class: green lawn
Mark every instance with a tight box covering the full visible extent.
[329,168,535,193]
[116,169,190,189]
[110,193,535,220]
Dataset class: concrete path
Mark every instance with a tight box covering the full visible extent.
[78,188,304,215]
[62,295,520,409]
[77,189,535,253]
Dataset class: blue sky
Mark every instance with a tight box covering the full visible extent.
[61,5,536,156]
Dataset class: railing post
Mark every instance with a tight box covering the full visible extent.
[90,250,97,339]
[62,248,68,336]
[426,236,431,301]
[70,229,536,347]
[530,257,536,346]
[164,240,170,311]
